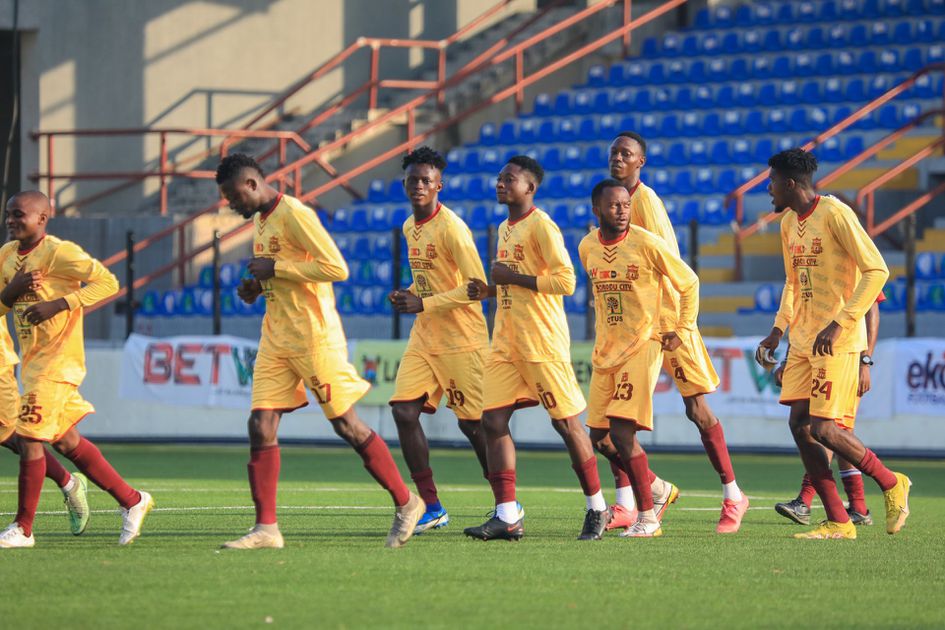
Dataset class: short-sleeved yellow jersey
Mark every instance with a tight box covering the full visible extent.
[402,203,488,355]
[628,181,682,333]
[492,207,576,363]
[579,226,699,372]
[0,235,118,385]
[253,193,350,356]
[773,195,889,356]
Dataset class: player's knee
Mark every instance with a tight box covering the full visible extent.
[549,419,570,438]
[456,419,478,437]
[809,420,837,445]
[248,411,279,444]
[391,404,419,428]
[481,412,508,438]
[683,398,714,430]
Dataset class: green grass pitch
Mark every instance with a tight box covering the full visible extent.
[1,444,942,629]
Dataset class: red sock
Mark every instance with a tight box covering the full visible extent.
[648,468,657,485]
[356,432,410,507]
[626,452,654,512]
[841,471,868,514]
[65,437,140,509]
[857,449,897,491]
[410,468,439,507]
[487,469,516,504]
[700,421,736,484]
[809,470,850,523]
[248,446,280,525]
[572,457,602,497]
[799,473,816,507]
[609,458,631,489]
[16,457,46,537]
[43,450,71,488]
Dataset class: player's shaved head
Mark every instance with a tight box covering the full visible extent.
[5,190,51,245]
[7,190,51,216]
[615,131,646,155]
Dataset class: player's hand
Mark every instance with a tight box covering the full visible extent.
[756,327,783,369]
[773,362,786,387]
[661,331,682,352]
[390,290,423,313]
[467,277,490,301]
[236,278,262,304]
[22,298,68,325]
[857,362,871,397]
[812,320,842,356]
[491,262,515,285]
[247,257,276,281]
[1,266,43,306]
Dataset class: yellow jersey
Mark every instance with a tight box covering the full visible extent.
[0,317,19,368]
[403,203,489,355]
[628,181,682,333]
[773,194,889,355]
[579,226,699,372]
[492,207,575,362]
[254,193,350,356]
[0,235,118,385]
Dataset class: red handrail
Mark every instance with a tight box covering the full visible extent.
[30,0,524,217]
[727,63,945,278]
[86,0,690,313]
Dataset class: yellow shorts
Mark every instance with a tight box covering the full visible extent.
[780,351,859,429]
[390,348,486,420]
[662,328,720,397]
[587,339,663,431]
[251,346,370,419]
[0,367,19,443]
[482,354,586,420]
[16,379,95,442]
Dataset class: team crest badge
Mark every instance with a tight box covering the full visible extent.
[513,244,525,261]
[268,236,281,254]
[626,264,639,281]
[426,243,437,259]
[811,238,823,255]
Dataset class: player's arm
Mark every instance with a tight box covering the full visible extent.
[0,250,41,315]
[760,220,794,356]
[493,219,575,295]
[420,226,487,313]
[647,236,699,350]
[858,299,881,396]
[22,242,119,324]
[813,210,889,355]
[256,207,349,284]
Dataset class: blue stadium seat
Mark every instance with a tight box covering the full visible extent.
[742,29,762,52]
[732,83,756,108]
[598,114,621,140]
[869,76,893,100]
[800,80,822,104]
[714,4,735,27]
[517,119,537,144]
[647,169,673,194]
[695,168,714,194]
[753,283,781,313]
[667,142,687,166]
[757,83,777,106]
[703,112,722,136]
[562,146,583,170]
[551,204,570,228]
[625,61,646,86]
[912,0,933,14]
[753,138,774,164]
[640,114,659,138]
[566,173,588,198]
[752,57,772,79]
[826,24,846,48]
[390,207,409,229]
[367,179,387,203]
[680,112,701,137]
[878,49,900,72]
[653,88,671,111]
[716,85,736,109]
[159,290,180,317]
[553,92,573,116]
[647,141,667,167]
[460,148,480,174]
[543,174,567,199]
[893,21,913,44]
[903,47,924,71]
[798,0,817,21]
[724,111,745,135]
[642,37,659,58]
[694,7,711,29]
[717,168,738,194]
[349,208,370,232]
[676,87,694,111]
[843,135,865,159]
[710,139,732,164]
[648,62,667,85]
[916,252,939,280]
[836,50,857,74]
[928,43,945,65]
[915,19,936,42]
[558,119,578,143]
[871,21,891,46]
[702,33,722,56]
[817,137,843,162]
[732,139,752,164]
[762,29,781,52]
[532,93,553,117]
[688,60,708,83]
[497,121,515,145]
[660,114,680,138]
[690,140,709,165]
[372,234,393,260]
[542,147,562,172]
[911,73,935,99]
[663,33,682,57]
[781,80,800,104]
[884,0,905,16]
[592,91,611,114]
[694,85,714,109]
[837,0,861,20]
[824,78,844,103]
[878,103,900,128]
[679,200,700,224]
[849,24,869,47]
[785,28,804,50]
[700,198,732,225]
[573,91,593,115]
[667,60,687,84]
[768,109,789,133]
[572,203,592,229]
[859,50,878,74]
[585,65,606,89]
[479,122,497,146]
[744,110,764,134]
[674,171,694,195]
[633,89,653,112]
[607,64,625,87]
[368,207,389,231]
[721,32,741,54]
[813,53,834,76]
[707,59,728,82]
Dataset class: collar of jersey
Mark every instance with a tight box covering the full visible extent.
[414,202,442,226]
[508,206,537,226]
[796,194,820,222]
[598,228,629,246]
[17,235,45,255]
[259,193,284,221]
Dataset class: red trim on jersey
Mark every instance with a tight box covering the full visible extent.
[627,181,641,198]
[259,193,283,221]
[876,292,886,304]
[507,206,537,226]
[17,235,45,255]
[796,195,820,222]
[414,202,442,226]
[598,229,630,246]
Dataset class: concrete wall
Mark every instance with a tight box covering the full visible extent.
[0,0,525,214]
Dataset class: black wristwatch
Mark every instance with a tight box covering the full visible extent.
[860,354,874,366]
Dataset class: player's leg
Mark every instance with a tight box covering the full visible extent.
[54,426,153,545]
[682,394,748,532]
[805,353,910,534]
[463,405,523,540]
[1,435,89,535]
[838,455,871,525]
[448,348,490,479]
[549,414,609,539]
[0,436,44,547]
[589,427,637,529]
[608,420,661,538]
[456,419,489,477]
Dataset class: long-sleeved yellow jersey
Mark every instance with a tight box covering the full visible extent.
[254,193,351,356]
[0,235,118,385]
[773,194,889,355]
[492,207,575,362]
[0,318,19,369]
[403,203,488,355]
[579,225,699,372]
[627,181,683,333]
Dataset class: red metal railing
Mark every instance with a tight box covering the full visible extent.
[84,0,689,313]
[726,63,945,278]
[29,0,535,217]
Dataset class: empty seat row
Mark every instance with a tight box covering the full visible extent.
[694,0,943,31]
[593,45,945,87]
[138,287,265,318]
[644,18,943,58]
